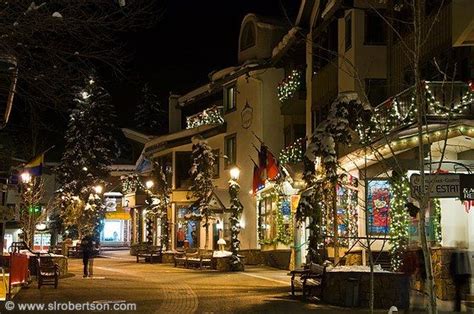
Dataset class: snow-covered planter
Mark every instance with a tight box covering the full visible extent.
[277,69,303,103]
[186,106,224,129]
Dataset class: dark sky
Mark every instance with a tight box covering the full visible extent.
[110,0,299,130]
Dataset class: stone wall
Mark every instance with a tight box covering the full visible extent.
[239,249,265,265]
[322,271,410,309]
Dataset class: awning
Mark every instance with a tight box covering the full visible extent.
[105,211,131,220]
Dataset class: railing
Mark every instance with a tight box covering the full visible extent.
[357,81,474,142]
[185,106,224,129]
[279,137,306,165]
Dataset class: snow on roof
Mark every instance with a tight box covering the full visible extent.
[272,27,300,58]
[178,83,212,105]
[121,128,154,144]
[210,66,239,82]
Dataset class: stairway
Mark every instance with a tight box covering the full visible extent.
[371,251,391,271]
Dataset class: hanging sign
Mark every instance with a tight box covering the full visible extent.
[460,174,474,201]
[410,174,460,199]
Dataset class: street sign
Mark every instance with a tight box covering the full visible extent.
[460,174,474,200]
[410,174,460,199]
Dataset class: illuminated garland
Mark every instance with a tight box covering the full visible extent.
[229,178,244,271]
[389,175,411,272]
[186,106,224,129]
[279,137,306,165]
[356,81,473,143]
[120,174,141,194]
[277,69,303,102]
[431,198,441,245]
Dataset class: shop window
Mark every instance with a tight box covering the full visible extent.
[225,85,237,113]
[364,12,386,45]
[336,181,359,247]
[366,179,391,235]
[176,204,199,249]
[259,197,276,242]
[224,134,236,169]
[345,12,352,51]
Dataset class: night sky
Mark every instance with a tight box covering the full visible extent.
[110,0,299,130]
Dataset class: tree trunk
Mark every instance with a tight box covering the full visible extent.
[204,216,209,250]
[332,186,339,265]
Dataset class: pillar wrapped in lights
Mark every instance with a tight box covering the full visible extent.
[228,167,244,271]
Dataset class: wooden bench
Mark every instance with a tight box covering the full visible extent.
[290,263,326,298]
[136,246,162,263]
[37,256,59,289]
[186,250,213,270]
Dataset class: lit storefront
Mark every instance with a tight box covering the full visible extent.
[100,192,131,245]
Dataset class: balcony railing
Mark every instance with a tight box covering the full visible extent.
[357,81,474,142]
[185,105,224,129]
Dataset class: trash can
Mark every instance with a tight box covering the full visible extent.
[345,277,359,307]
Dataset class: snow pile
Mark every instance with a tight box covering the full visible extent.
[52,12,62,18]
[272,27,300,58]
[210,66,239,82]
[328,265,388,273]
[213,250,232,258]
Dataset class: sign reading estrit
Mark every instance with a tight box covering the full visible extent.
[410,174,460,199]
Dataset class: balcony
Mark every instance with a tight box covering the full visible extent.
[278,69,306,115]
[185,105,224,129]
[357,81,474,143]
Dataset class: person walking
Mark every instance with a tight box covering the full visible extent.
[80,235,94,278]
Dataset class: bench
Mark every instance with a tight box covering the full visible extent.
[37,256,59,289]
[186,250,213,270]
[136,246,162,263]
[290,263,326,298]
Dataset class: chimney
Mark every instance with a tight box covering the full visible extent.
[168,94,181,133]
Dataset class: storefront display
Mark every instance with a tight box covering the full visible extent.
[367,180,391,235]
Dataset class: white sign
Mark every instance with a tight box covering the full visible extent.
[410,174,460,199]
[105,198,117,212]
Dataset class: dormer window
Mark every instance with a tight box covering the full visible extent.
[240,22,256,51]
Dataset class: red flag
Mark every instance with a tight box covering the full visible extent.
[266,150,279,180]
[253,164,264,194]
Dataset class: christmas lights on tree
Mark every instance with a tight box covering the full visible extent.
[279,137,306,165]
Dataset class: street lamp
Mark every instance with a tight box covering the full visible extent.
[94,185,103,194]
[20,172,31,184]
[230,167,240,181]
[145,180,154,190]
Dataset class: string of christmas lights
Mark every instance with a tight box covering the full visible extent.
[277,69,303,103]
[279,137,306,165]
[186,106,224,129]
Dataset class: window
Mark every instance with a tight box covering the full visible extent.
[225,85,236,112]
[345,12,352,51]
[175,152,192,189]
[364,12,386,45]
[240,22,256,51]
[212,149,219,178]
[224,134,236,169]
[365,79,387,106]
[366,179,391,235]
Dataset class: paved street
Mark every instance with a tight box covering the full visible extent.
[5,250,383,314]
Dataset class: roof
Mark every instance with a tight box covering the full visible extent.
[121,128,154,144]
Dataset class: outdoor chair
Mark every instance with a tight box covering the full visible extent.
[37,256,59,289]
[173,250,187,267]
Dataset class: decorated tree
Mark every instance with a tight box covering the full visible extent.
[57,76,118,240]
[152,162,171,250]
[134,84,163,134]
[189,136,215,250]
[18,176,46,247]
[229,175,244,271]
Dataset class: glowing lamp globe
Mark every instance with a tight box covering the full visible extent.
[230,167,240,181]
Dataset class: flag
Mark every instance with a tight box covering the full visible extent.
[266,150,279,180]
[24,153,44,176]
[136,156,153,173]
[258,144,267,168]
[252,163,264,194]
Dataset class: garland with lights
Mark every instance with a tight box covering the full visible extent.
[355,81,473,144]
[388,174,411,271]
[229,178,244,271]
[120,174,141,194]
[277,69,303,102]
[186,106,224,129]
[431,198,441,245]
[279,137,306,165]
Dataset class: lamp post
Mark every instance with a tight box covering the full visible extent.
[228,166,244,271]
